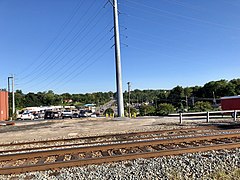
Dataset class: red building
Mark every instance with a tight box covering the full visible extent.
[221,96,240,111]
[0,90,8,121]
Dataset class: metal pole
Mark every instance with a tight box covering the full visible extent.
[113,0,124,117]
[127,82,131,117]
[7,77,11,118]
[185,96,188,112]
[12,75,15,118]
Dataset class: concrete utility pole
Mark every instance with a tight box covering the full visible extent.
[127,82,131,117]
[113,0,124,117]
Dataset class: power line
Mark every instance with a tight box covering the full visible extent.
[18,1,101,83]
[40,40,112,92]
[124,0,240,31]
[26,22,113,91]
[19,0,85,79]
[18,2,110,86]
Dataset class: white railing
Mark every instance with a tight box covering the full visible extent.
[175,110,240,124]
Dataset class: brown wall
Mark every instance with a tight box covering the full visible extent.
[0,91,8,121]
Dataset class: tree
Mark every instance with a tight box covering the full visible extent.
[139,105,155,116]
[156,103,175,116]
[202,80,235,98]
[230,79,240,95]
[168,86,185,107]
[193,101,213,112]
[15,90,24,109]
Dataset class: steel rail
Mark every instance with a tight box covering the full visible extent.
[0,132,239,161]
[0,135,240,174]
[1,128,239,154]
[1,142,240,175]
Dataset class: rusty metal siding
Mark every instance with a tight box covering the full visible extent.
[0,91,8,121]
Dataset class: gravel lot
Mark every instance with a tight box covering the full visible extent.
[0,116,239,179]
[0,116,198,143]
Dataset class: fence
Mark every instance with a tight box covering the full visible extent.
[177,110,239,124]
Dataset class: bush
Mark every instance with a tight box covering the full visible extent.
[193,101,213,112]
[139,105,155,116]
[157,103,175,116]
[104,108,114,116]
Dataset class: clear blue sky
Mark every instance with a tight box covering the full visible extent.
[0,0,239,94]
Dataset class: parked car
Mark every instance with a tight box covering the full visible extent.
[61,110,73,119]
[20,112,35,120]
[17,110,24,120]
[90,113,97,118]
[32,112,39,119]
[79,110,87,118]
[72,112,79,118]
[44,111,59,119]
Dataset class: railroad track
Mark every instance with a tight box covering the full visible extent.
[0,129,240,175]
[0,126,231,154]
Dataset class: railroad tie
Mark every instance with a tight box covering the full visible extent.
[84,152,92,158]
[55,155,65,162]
[101,151,110,157]
[70,154,79,160]
[36,157,47,165]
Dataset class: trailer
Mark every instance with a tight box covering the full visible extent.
[221,96,240,110]
[221,96,240,117]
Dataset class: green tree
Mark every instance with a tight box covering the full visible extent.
[139,105,155,116]
[193,101,213,112]
[168,86,185,107]
[156,103,175,116]
[230,79,240,95]
[202,80,235,98]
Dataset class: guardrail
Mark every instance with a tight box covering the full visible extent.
[172,110,239,124]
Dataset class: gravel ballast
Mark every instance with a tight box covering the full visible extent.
[1,148,239,180]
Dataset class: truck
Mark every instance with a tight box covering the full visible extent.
[221,96,240,117]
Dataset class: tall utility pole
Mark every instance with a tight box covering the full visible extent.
[127,82,131,117]
[113,0,124,117]
[8,75,15,118]
[12,75,15,116]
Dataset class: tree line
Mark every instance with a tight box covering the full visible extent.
[11,78,240,115]
[12,90,113,110]
[123,79,240,115]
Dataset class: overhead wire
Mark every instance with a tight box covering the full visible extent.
[18,1,109,86]
[28,21,113,90]
[40,39,113,92]
[160,0,205,12]
[29,8,110,85]
[124,0,240,31]
[18,0,85,79]
[18,0,98,83]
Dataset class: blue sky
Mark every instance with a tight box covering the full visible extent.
[0,0,239,94]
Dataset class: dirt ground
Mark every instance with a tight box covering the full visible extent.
[0,116,237,143]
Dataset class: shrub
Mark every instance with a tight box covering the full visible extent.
[104,108,114,116]
[157,103,175,116]
[193,101,213,112]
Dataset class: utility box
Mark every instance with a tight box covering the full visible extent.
[221,96,240,111]
[0,91,8,121]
